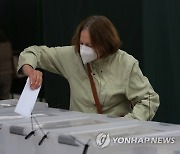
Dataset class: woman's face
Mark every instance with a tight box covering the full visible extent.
[80,29,92,48]
[80,29,101,59]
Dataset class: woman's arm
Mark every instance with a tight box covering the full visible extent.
[124,61,160,120]
[18,45,72,89]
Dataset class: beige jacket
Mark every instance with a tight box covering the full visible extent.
[18,45,160,120]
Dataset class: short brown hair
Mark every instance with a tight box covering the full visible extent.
[72,15,122,58]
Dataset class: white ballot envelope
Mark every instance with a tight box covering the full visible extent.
[14,77,41,117]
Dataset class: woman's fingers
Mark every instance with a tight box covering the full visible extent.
[22,65,43,90]
[29,70,43,89]
[36,71,43,86]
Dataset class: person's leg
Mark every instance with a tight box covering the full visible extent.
[0,74,12,100]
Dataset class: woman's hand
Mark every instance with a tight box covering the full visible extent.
[22,64,43,90]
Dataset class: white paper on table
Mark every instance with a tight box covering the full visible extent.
[14,77,41,117]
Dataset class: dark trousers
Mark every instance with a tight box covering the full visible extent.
[0,74,12,100]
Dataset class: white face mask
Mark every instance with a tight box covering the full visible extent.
[80,45,97,64]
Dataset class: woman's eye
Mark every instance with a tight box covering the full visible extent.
[80,43,92,48]
[85,44,92,48]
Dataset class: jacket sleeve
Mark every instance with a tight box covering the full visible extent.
[124,61,160,120]
[17,45,69,78]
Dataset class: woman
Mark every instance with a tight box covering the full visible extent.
[17,15,160,120]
